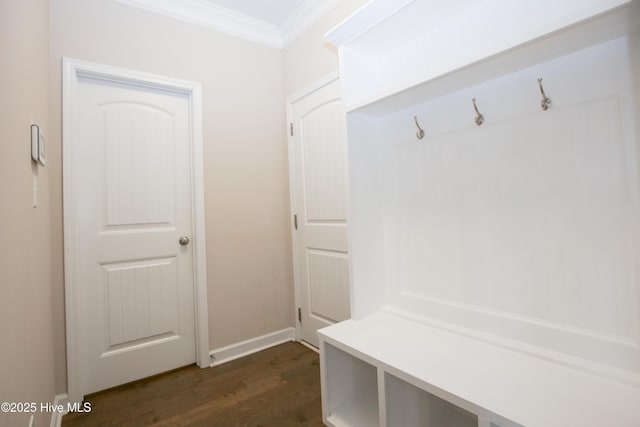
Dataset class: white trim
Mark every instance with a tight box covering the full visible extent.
[287,72,340,105]
[188,78,211,371]
[324,0,415,46]
[383,305,640,388]
[286,72,340,343]
[280,0,343,47]
[50,394,68,427]
[113,0,343,49]
[209,328,296,367]
[286,100,301,342]
[114,0,281,48]
[62,57,209,404]
[299,340,320,354]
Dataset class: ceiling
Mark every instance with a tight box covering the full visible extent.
[114,0,344,49]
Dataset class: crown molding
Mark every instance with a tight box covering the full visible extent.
[114,0,342,49]
[114,0,282,48]
[325,0,415,46]
[280,0,343,47]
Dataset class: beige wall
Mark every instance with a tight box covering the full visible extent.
[49,0,292,390]
[1,0,368,408]
[0,0,57,426]
[283,0,368,97]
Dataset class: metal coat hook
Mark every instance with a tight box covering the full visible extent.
[472,98,484,126]
[537,78,551,111]
[413,115,425,139]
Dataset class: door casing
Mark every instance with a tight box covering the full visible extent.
[62,58,209,403]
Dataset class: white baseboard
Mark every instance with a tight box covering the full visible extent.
[298,340,319,354]
[209,327,295,367]
[50,394,68,427]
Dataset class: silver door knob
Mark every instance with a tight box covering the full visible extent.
[179,236,190,246]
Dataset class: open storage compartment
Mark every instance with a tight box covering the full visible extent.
[322,343,379,427]
[385,373,477,427]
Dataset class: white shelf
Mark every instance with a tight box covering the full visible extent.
[319,310,640,427]
[327,0,639,114]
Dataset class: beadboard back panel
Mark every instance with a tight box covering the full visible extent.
[359,36,640,375]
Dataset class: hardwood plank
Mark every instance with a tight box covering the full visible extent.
[62,342,323,426]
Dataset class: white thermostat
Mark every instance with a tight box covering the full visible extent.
[31,124,45,166]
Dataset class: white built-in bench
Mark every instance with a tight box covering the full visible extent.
[320,0,640,425]
[319,309,640,426]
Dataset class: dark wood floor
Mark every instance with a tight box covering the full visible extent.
[63,342,323,426]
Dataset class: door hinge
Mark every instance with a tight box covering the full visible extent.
[298,307,302,322]
[294,214,298,230]
[290,122,294,136]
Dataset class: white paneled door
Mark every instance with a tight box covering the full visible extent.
[64,60,207,401]
[289,77,350,347]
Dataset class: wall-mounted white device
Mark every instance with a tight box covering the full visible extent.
[31,124,45,166]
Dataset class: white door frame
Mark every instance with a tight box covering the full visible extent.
[62,58,209,403]
[286,72,342,343]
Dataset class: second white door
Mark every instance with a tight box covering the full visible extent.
[289,77,350,347]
